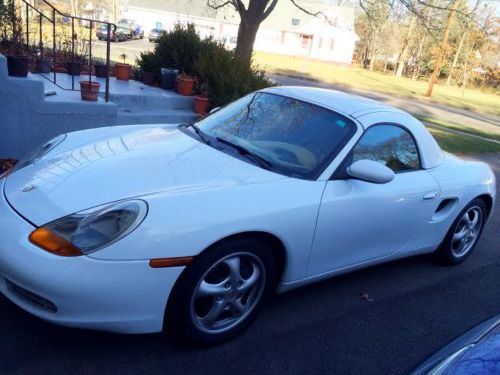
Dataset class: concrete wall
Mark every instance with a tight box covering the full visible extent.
[0,55,117,159]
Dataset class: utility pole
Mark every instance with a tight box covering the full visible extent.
[426,0,459,97]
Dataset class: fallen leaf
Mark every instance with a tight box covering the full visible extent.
[360,292,374,302]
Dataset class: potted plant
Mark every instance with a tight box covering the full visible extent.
[35,44,51,73]
[94,61,108,78]
[4,6,29,77]
[137,52,157,85]
[115,53,131,81]
[79,80,100,101]
[161,67,178,90]
[194,82,210,116]
[177,73,196,96]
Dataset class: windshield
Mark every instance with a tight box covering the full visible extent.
[195,92,356,179]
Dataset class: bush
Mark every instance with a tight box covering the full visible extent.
[136,23,274,107]
[153,23,202,76]
[195,39,273,107]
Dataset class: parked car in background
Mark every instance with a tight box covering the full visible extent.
[412,315,500,374]
[95,23,129,42]
[0,87,495,346]
[148,28,163,42]
[117,18,144,40]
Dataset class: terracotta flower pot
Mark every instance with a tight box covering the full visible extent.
[194,95,210,116]
[115,63,131,81]
[80,80,100,101]
[177,76,196,96]
[142,71,156,85]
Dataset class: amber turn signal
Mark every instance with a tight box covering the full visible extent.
[149,256,193,268]
[29,228,83,257]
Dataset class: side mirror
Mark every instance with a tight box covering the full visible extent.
[347,159,395,184]
[209,107,220,114]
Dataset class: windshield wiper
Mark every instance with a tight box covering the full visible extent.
[182,122,211,145]
[215,137,273,170]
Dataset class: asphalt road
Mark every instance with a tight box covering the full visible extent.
[0,154,498,374]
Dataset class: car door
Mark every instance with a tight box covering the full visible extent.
[307,124,440,277]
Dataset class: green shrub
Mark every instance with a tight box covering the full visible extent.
[195,39,274,107]
[136,23,274,106]
[153,23,202,75]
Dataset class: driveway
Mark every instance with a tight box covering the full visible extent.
[0,154,498,374]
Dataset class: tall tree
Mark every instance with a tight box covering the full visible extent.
[425,0,459,97]
[208,0,331,61]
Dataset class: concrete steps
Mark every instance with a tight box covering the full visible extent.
[0,53,197,158]
[116,108,197,125]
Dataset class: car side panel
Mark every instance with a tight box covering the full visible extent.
[89,178,327,284]
[411,153,496,250]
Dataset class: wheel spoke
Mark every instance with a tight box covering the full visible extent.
[237,264,260,293]
[470,211,479,227]
[197,279,228,297]
[230,298,246,317]
[200,300,225,326]
[462,212,471,226]
[454,238,466,255]
[453,227,468,242]
[225,257,242,286]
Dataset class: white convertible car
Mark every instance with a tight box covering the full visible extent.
[0,87,495,345]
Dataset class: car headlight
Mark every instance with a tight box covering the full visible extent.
[29,200,148,257]
[13,134,67,173]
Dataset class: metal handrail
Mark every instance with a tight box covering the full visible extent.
[18,0,116,102]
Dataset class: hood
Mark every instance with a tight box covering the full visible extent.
[4,125,283,225]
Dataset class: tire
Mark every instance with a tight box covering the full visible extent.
[165,237,279,346]
[435,198,487,265]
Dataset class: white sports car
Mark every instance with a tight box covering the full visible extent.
[0,87,495,345]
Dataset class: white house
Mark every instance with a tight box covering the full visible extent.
[122,0,358,64]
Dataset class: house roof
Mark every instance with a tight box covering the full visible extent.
[126,0,217,18]
[216,1,355,32]
[127,0,355,33]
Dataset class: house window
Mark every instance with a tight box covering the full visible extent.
[300,34,312,48]
[281,31,285,44]
[318,37,323,49]
[292,18,300,26]
[330,38,335,51]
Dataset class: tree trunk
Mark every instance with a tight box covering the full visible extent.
[426,0,458,97]
[395,17,416,78]
[446,30,467,85]
[235,18,261,61]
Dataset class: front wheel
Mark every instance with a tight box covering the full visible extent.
[436,198,487,265]
[165,237,278,346]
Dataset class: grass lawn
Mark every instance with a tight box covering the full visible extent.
[428,128,500,154]
[418,117,500,142]
[253,52,500,116]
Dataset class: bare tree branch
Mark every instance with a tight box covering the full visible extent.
[207,0,233,10]
[261,0,279,20]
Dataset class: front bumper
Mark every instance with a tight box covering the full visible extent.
[0,178,183,334]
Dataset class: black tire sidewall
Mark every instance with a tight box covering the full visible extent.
[165,237,278,346]
[437,198,487,265]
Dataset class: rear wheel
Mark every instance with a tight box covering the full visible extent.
[436,198,486,265]
[165,237,278,346]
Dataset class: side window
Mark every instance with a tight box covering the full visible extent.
[351,125,421,172]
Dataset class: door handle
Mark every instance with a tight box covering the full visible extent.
[422,192,438,201]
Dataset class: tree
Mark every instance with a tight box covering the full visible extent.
[425,0,458,96]
[208,0,330,61]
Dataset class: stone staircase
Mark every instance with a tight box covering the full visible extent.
[0,54,197,159]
